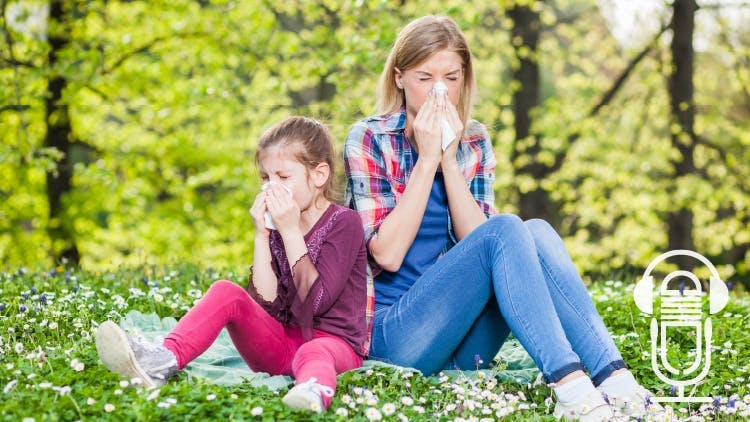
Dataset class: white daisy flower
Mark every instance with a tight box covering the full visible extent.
[365,407,382,421]
[382,403,396,416]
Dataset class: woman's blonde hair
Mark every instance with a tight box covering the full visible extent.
[377,15,476,127]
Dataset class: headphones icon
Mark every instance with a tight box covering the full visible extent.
[633,249,730,403]
[634,249,728,315]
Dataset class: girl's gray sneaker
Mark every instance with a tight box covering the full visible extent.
[95,320,178,387]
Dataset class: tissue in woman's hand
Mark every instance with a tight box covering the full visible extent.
[433,82,455,151]
[434,81,448,95]
[261,181,292,230]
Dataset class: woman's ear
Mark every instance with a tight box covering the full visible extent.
[394,67,403,90]
[311,162,331,189]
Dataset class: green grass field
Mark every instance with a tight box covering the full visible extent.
[1,265,748,420]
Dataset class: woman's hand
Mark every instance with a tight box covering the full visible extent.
[264,183,300,234]
[412,90,443,164]
[249,191,270,237]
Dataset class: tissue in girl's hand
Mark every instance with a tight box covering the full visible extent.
[261,181,292,230]
[433,82,455,150]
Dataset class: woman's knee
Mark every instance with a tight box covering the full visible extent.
[483,213,525,233]
[524,218,566,251]
[479,213,530,244]
[524,218,555,237]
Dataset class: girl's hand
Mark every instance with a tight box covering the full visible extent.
[264,183,300,234]
[249,191,270,237]
[442,100,463,164]
[412,90,443,164]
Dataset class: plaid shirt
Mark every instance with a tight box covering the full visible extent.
[344,107,498,277]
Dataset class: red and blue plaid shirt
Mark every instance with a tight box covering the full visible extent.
[343,107,499,276]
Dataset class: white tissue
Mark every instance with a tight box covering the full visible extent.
[261,181,292,230]
[433,82,455,151]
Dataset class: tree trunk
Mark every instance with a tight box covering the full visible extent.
[667,0,697,268]
[43,0,79,265]
[509,2,558,224]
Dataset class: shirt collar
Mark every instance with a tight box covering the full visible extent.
[369,106,406,135]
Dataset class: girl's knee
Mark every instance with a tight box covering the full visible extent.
[205,280,247,299]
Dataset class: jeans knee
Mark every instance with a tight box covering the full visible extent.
[481,214,528,243]
[523,218,554,237]
[485,213,524,232]
[524,218,567,254]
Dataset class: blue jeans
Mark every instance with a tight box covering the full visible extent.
[369,214,625,384]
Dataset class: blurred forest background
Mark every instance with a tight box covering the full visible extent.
[1,0,749,285]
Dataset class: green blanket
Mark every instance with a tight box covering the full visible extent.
[120,310,539,389]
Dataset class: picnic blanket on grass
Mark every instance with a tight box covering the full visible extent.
[120,310,539,389]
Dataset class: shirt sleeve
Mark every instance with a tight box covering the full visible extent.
[470,123,498,218]
[289,211,365,340]
[246,265,286,319]
[343,123,395,274]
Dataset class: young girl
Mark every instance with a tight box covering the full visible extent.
[96,116,369,413]
[344,15,660,421]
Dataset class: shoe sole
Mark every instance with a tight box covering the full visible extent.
[95,321,158,388]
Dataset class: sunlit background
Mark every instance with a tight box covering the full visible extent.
[1,0,749,286]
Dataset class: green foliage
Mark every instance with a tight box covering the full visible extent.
[1,265,749,419]
[1,0,749,284]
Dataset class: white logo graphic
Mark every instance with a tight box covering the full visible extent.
[633,250,729,403]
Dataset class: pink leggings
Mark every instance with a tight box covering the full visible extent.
[163,280,362,408]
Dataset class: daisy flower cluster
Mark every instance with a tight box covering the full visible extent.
[1,267,747,420]
[333,366,536,421]
[0,266,219,418]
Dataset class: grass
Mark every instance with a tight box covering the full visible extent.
[1,264,748,421]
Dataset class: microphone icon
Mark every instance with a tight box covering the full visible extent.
[633,250,729,403]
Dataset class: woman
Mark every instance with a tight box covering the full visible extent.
[344,15,660,421]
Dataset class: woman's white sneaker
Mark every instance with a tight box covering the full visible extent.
[553,389,615,421]
[599,385,664,418]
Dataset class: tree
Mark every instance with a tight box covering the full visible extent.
[44,0,79,264]
[666,0,698,268]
